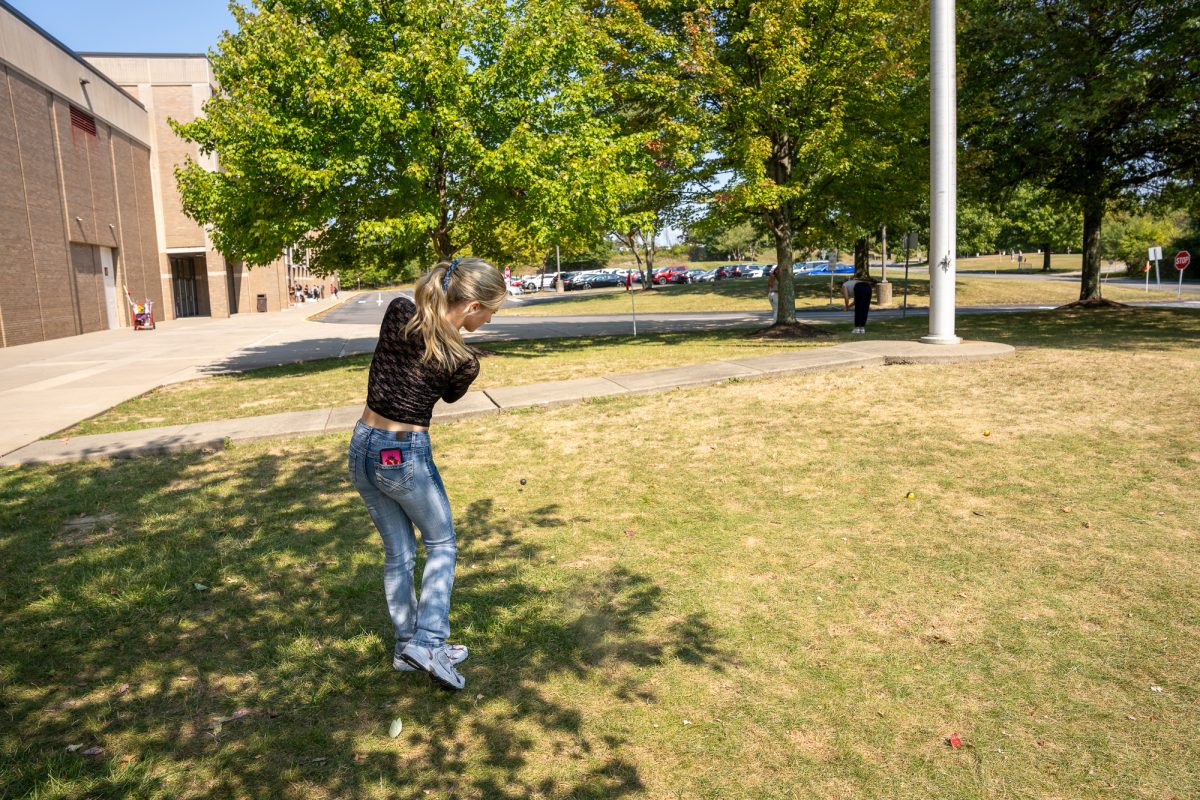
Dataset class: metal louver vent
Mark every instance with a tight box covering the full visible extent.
[70,106,97,136]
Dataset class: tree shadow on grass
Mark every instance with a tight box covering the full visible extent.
[0,441,726,798]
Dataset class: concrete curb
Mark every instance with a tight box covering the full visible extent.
[0,339,1015,467]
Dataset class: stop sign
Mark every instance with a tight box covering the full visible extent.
[1176,251,1191,271]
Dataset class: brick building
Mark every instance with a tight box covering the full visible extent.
[82,53,297,321]
[0,1,162,346]
[0,2,320,348]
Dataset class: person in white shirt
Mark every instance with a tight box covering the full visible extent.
[842,276,878,334]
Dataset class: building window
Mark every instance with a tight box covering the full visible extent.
[70,106,97,136]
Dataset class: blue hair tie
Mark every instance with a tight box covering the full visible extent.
[442,258,461,291]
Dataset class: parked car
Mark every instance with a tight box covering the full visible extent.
[651,265,690,285]
[685,268,707,282]
[574,271,622,289]
[535,272,579,289]
[741,264,769,278]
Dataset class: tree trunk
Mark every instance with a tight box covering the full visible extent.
[1080,197,1103,301]
[766,132,795,324]
[854,237,870,278]
[771,212,795,324]
[431,227,454,262]
[1041,244,1051,272]
[642,226,656,287]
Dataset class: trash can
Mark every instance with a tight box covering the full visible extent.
[256,294,268,313]
[875,281,893,306]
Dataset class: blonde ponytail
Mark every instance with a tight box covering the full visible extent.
[405,257,507,371]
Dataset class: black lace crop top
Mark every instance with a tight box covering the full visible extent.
[365,297,480,426]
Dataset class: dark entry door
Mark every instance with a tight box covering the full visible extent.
[170,256,201,317]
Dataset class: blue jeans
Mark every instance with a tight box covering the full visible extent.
[348,422,457,652]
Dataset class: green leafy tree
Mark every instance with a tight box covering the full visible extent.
[961,0,1200,303]
[956,199,1004,257]
[687,0,926,326]
[590,0,712,288]
[174,0,639,283]
[1101,211,1185,278]
[997,184,1080,271]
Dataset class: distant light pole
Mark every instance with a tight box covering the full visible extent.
[923,0,961,344]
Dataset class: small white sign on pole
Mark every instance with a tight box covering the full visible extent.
[1149,246,1163,286]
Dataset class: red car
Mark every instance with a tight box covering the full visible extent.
[653,266,691,285]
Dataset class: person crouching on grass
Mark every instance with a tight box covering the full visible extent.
[348,257,506,690]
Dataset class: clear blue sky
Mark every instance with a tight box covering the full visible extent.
[11,0,238,53]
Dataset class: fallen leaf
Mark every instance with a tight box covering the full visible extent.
[353,753,369,763]
[1150,685,1164,693]
[119,754,137,764]
[82,746,104,757]
[1061,506,1073,513]
[193,583,210,592]
[971,511,986,517]
[65,744,84,752]
[115,683,130,695]
[388,717,404,738]
[624,528,635,538]
[946,733,963,748]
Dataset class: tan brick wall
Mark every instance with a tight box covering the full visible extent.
[0,66,162,346]
[152,85,205,250]
[111,134,164,322]
[0,67,41,346]
[6,70,76,344]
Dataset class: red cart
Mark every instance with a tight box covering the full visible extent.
[125,288,156,331]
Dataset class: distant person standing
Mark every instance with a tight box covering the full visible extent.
[767,266,779,318]
[842,276,878,334]
[624,271,634,292]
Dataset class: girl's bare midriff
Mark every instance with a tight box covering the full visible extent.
[360,406,429,432]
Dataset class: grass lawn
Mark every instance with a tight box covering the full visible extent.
[953,253,1090,273]
[3,308,1198,798]
[500,274,1177,317]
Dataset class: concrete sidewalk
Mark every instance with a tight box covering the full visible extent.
[1,338,1014,467]
[0,294,371,457]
